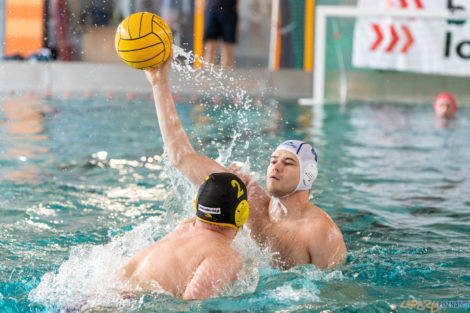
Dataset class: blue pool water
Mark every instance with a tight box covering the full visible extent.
[0,91,469,312]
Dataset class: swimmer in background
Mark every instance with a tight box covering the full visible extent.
[121,172,249,300]
[434,92,458,119]
[144,50,346,270]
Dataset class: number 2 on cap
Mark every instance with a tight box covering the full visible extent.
[231,180,244,198]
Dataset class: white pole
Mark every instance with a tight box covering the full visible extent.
[268,0,280,70]
[313,6,326,106]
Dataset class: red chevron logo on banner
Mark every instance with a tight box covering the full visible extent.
[371,24,384,51]
[370,23,415,53]
[399,0,424,9]
[385,25,399,52]
[400,25,414,53]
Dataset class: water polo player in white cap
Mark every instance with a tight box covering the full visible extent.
[143,50,346,269]
[230,140,346,269]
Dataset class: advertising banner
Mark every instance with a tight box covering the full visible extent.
[352,0,470,76]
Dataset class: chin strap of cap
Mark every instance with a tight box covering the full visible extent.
[270,197,288,217]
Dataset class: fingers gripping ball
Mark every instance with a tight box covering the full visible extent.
[115,12,172,70]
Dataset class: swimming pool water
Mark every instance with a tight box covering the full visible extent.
[0,94,469,312]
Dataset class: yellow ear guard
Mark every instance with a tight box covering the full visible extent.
[234,200,249,227]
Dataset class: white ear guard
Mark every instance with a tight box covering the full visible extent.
[273,140,318,191]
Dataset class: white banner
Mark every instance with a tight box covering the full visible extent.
[352,0,470,76]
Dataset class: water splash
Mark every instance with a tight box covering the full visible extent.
[171,45,267,171]
[28,217,170,311]
[225,228,272,296]
[29,46,279,311]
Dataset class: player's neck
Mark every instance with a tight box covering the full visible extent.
[195,219,237,241]
[271,190,311,219]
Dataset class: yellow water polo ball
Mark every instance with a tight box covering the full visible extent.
[115,12,172,70]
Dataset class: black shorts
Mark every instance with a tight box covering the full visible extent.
[203,9,238,43]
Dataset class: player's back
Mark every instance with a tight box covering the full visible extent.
[122,218,240,298]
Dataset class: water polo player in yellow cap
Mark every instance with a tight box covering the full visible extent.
[121,172,249,299]
[144,51,346,270]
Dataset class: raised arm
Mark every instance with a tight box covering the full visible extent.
[144,51,225,186]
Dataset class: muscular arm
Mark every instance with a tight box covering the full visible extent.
[227,164,272,246]
[182,252,242,300]
[245,181,272,245]
[145,52,225,186]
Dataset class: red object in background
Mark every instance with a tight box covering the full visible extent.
[399,0,424,9]
[213,95,221,103]
[370,24,384,51]
[399,0,408,8]
[53,0,73,61]
[385,25,399,52]
[371,23,414,53]
[400,25,414,53]
[415,0,424,9]
[434,92,458,111]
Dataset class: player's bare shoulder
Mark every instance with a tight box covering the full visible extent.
[300,205,346,268]
[300,205,342,242]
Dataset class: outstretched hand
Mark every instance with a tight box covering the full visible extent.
[228,163,270,203]
[228,163,252,187]
[228,162,271,223]
[144,49,173,86]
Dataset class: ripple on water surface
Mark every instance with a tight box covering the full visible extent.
[1,65,470,312]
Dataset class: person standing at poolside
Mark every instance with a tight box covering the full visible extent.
[203,0,238,68]
[144,50,346,269]
[121,172,249,299]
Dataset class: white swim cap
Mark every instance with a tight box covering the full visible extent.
[273,140,318,191]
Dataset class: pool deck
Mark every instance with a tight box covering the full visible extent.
[0,61,313,101]
[1,61,469,105]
